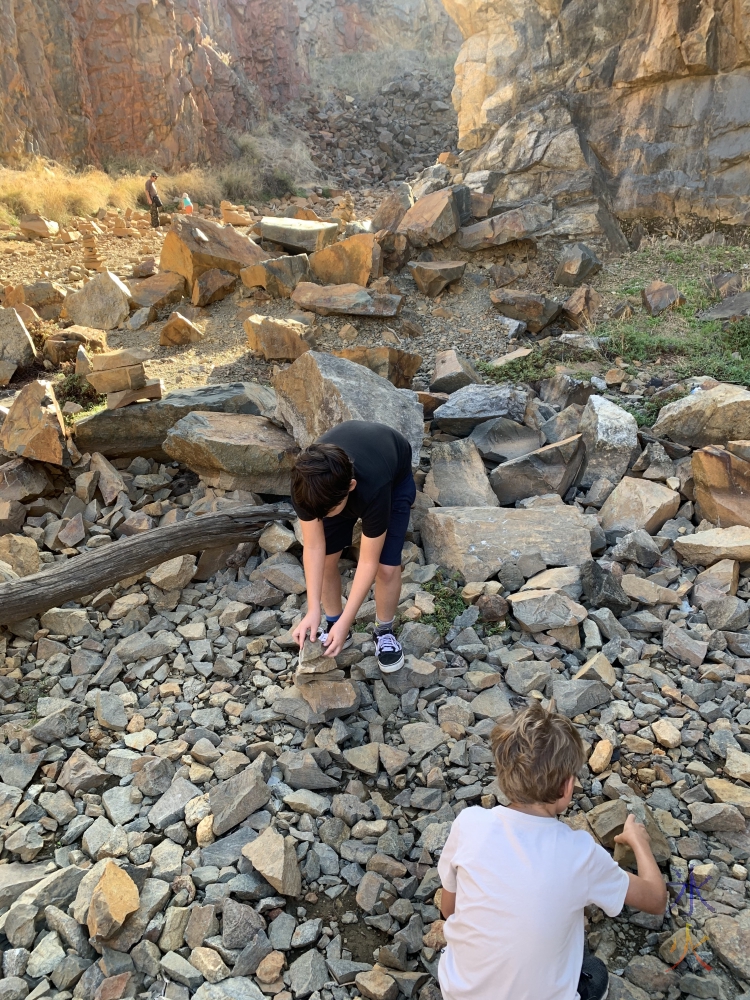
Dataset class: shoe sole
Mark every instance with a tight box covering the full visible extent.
[378,652,405,674]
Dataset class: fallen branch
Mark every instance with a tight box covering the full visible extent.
[0,502,293,626]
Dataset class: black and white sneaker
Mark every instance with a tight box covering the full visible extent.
[376,629,404,673]
[318,628,353,651]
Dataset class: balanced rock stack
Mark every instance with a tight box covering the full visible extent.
[84,347,163,410]
[81,233,106,273]
[113,212,139,238]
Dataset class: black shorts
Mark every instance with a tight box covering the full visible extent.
[323,473,416,567]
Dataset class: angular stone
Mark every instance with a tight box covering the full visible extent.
[164,412,298,494]
[489,435,584,505]
[490,288,561,333]
[653,383,750,449]
[432,383,529,435]
[260,217,339,252]
[356,969,398,1000]
[160,950,204,990]
[191,269,236,307]
[147,554,196,591]
[333,346,422,389]
[0,458,51,502]
[310,233,381,286]
[241,255,312,298]
[689,801,746,832]
[291,282,402,317]
[0,307,36,381]
[599,477,681,533]
[563,285,602,329]
[127,272,186,317]
[705,910,750,980]
[193,980,265,1000]
[621,575,680,606]
[470,417,541,463]
[0,533,40,577]
[552,677,612,717]
[397,188,459,247]
[244,315,313,361]
[273,351,422,462]
[63,272,131,331]
[27,931,65,978]
[149,777,202,829]
[75,382,276,460]
[159,311,204,346]
[575,651,616,686]
[242,826,301,895]
[508,589,587,632]
[457,203,551,251]
[579,396,638,489]
[554,243,602,287]
[422,505,592,583]
[675,525,750,565]
[424,438,498,507]
[0,380,67,466]
[160,216,267,284]
[642,281,685,316]
[209,767,271,836]
[87,862,139,941]
[429,350,482,393]
[662,622,708,667]
[372,183,414,232]
[408,260,466,296]
[692,445,750,528]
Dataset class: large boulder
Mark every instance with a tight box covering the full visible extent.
[489,435,585,505]
[653,384,750,447]
[0,381,68,466]
[126,273,187,318]
[598,477,680,533]
[290,282,402,317]
[579,395,638,488]
[397,188,460,247]
[164,413,299,494]
[309,234,381,286]
[371,183,414,232]
[457,204,552,251]
[0,308,37,385]
[422,505,592,582]
[74,383,276,460]
[61,271,132,331]
[160,216,267,285]
[431,384,529,435]
[424,439,499,507]
[332,347,422,389]
[692,445,750,528]
[259,217,339,253]
[272,352,424,464]
[5,280,67,320]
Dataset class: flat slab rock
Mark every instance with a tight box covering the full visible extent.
[291,282,403,317]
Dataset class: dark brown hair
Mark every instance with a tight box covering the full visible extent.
[291,443,353,519]
[490,701,585,804]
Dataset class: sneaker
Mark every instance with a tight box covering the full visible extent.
[376,629,404,673]
[578,954,609,1000]
[318,627,353,651]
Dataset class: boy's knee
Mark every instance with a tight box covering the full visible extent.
[377,564,401,584]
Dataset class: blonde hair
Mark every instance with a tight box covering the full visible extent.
[490,701,585,804]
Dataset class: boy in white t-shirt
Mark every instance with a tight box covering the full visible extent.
[437,702,667,1000]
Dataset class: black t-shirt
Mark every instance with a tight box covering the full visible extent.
[293,421,412,537]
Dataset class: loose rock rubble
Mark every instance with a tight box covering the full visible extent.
[3,156,750,1000]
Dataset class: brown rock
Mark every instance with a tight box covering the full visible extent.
[20,214,59,238]
[642,281,685,316]
[355,969,398,1000]
[457,204,551,251]
[127,272,186,317]
[692,445,750,527]
[290,282,402,317]
[240,255,311,298]
[87,364,147,395]
[674,525,750,565]
[653,384,750,448]
[87,861,139,940]
[429,349,482,393]
[397,188,459,247]
[163,412,298,494]
[416,391,449,417]
[489,434,584,505]
[598,477,680,533]
[563,285,602,328]
[332,346,422,388]
[476,593,509,622]
[191,269,237,307]
[241,826,301,895]
[0,499,25,535]
[159,312,204,346]
[43,326,106,366]
[160,216,267,285]
[694,558,738,595]
[245,315,313,361]
[256,951,285,985]
[0,533,41,577]
[490,288,561,333]
[371,183,414,233]
[0,307,37,383]
[107,380,163,410]
[408,260,466,296]
[0,380,68,465]
[310,234,381,286]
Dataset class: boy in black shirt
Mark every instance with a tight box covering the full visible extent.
[291,420,416,673]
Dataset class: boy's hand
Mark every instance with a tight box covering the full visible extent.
[293,610,320,648]
[322,620,349,658]
[614,814,651,852]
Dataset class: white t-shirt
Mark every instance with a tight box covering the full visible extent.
[437,805,629,1000]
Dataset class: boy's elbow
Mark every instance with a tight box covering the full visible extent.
[646,885,668,916]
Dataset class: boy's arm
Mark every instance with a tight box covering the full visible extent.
[323,531,386,656]
[293,518,327,647]
[440,889,456,919]
[615,815,668,915]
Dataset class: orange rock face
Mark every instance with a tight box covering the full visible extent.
[0,380,69,466]
[0,0,304,168]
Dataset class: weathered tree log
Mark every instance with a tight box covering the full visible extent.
[0,502,293,626]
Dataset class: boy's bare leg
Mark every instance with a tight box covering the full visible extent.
[374,564,402,624]
[321,550,344,619]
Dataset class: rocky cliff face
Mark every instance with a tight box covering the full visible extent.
[0,0,303,169]
[442,0,750,225]
[294,0,460,63]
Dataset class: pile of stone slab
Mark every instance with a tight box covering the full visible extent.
[82,349,163,411]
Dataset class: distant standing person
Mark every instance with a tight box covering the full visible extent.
[145,172,162,228]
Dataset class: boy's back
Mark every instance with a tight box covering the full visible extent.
[438,805,628,1000]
